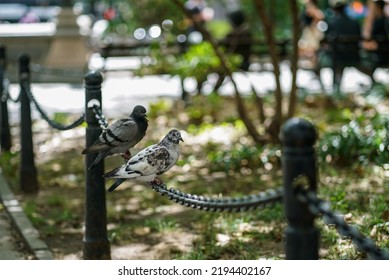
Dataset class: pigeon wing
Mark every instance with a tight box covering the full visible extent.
[103,144,159,179]
[100,118,134,145]
[81,118,132,154]
[123,145,170,176]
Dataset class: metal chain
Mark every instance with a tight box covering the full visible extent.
[296,187,389,260]
[147,181,283,212]
[21,79,85,131]
[89,102,109,129]
[1,73,21,103]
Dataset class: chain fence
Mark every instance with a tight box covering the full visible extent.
[0,53,88,192]
[295,186,389,260]
[145,180,388,260]
[20,79,85,131]
[87,99,109,130]
[1,71,20,103]
[143,178,389,259]
[148,182,283,212]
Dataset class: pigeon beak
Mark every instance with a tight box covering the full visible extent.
[179,136,184,142]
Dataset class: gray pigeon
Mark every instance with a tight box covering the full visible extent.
[104,129,183,192]
[82,105,148,170]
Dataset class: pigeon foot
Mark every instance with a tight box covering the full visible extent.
[147,178,163,187]
[121,150,132,162]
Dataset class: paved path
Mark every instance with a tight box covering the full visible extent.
[0,173,53,260]
[0,210,26,259]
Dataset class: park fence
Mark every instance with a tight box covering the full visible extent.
[0,46,388,260]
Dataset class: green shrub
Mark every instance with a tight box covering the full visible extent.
[319,113,388,166]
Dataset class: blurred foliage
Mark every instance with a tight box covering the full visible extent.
[134,49,176,76]
[206,19,232,40]
[0,151,19,184]
[102,0,184,36]
[24,197,79,236]
[53,112,71,125]
[136,42,241,83]
[207,144,280,173]
[144,217,180,232]
[148,99,174,119]
[319,112,389,166]
[97,0,300,40]
[172,42,241,81]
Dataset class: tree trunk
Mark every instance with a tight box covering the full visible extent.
[252,0,283,141]
[287,0,300,118]
[243,71,266,123]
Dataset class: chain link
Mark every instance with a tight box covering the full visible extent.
[89,103,109,129]
[296,187,389,260]
[21,79,85,131]
[1,72,21,103]
[147,181,283,212]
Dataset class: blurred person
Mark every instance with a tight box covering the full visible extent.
[361,0,389,68]
[316,0,365,90]
[184,0,214,23]
[324,0,361,42]
[363,0,377,39]
[184,0,214,43]
[298,0,325,66]
[213,9,252,92]
[221,9,252,71]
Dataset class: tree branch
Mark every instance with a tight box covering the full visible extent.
[287,0,300,118]
[252,0,284,140]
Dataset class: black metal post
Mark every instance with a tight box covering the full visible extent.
[19,54,39,193]
[83,71,111,260]
[281,118,319,259]
[0,45,12,152]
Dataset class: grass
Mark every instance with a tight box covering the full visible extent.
[1,91,388,259]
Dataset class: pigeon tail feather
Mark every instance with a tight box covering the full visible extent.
[108,178,126,192]
[82,143,111,154]
[88,151,108,171]
[103,166,122,178]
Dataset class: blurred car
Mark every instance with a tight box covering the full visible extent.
[0,1,60,23]
[0,4,28,23]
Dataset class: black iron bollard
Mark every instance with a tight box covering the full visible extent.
[0,45,12,152]
[19,54,39,193]
[281,118,319,259]
[83,71,111,260]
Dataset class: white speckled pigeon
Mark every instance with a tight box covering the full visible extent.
[82,105,148,170]
[104,129,184,192]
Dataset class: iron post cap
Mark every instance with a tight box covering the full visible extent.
[280,118,317,147]
[18,53,30,64]
[84,71,103,85]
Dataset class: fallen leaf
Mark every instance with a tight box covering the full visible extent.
[216,233,230,247]
[133,227,151,236]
